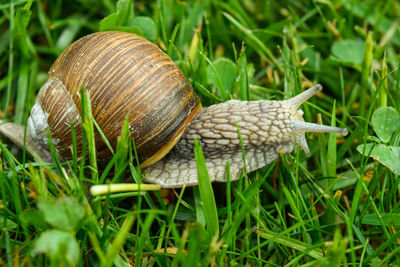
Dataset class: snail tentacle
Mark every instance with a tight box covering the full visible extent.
[287,84,322,108]
[290,121,348,135]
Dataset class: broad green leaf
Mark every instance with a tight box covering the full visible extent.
[99,13,119,30]
[362,213,400,226]
[33,230,79,266]
[357,144,400,175]
[99,0,134,31]
[0,215,18,230]
[38,196,86,231]
[331,39,365,65]
[371,106,400,143]
[20,209,48,231]
[207,58,237,97]
[127,16,156,41]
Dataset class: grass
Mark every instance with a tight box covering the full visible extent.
[1,0,400,266]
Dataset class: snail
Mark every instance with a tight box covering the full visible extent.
[0,31,348,188]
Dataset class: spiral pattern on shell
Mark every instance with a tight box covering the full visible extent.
[28,31,201,165]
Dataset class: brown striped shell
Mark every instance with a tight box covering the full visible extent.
[27,31,201,166]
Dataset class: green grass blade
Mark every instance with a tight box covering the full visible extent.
[46,130,65,179]
[256,229,323,260]
[102,214,135,267]
[360,31,373,116]
[194,138,219,237]
[327,101,338,177]
[223,12,283,73]
[80,87,98,183]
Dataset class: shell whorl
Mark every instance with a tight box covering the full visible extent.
[27,31,200,164]
[144,85,348,188]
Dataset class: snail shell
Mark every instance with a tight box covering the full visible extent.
[25,31,348,188]
[27,31,201,167]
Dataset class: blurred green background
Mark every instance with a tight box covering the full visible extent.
[1,0,400,266]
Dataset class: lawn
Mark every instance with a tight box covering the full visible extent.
[1,0,400,266]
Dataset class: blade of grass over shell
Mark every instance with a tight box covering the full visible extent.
[113,113,130,181]
[70,123,78,175]
[93,119,114,156]
[194,138,219,237]
[129,138,141,179]
[99,156,118,184]
[46,130,65,179]
[80,87,98,183]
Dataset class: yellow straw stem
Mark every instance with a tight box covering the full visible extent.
[90,183,161,196]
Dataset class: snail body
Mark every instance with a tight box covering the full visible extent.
[22,31,348,188]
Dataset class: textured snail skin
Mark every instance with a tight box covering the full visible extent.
[144,84,348,188]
